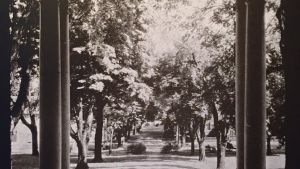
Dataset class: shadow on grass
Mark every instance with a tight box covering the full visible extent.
[12,154,39,169]
[70,150,201,164]
[169,148,237,157]
[85,155,200,163]
[87,164,200,169]
[267,148,285,156]
[172,148,284,157]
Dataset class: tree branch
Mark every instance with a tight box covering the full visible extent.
[70,125,78,140]
[20,113,32,129]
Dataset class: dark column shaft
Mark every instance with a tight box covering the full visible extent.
[244,0,266,169]
[0,0,11,168]
[60,0,70,168]
[235,0,246,168]
[283,1,300,168]
[40,0,62,168]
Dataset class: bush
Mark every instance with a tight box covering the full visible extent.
[126,143,146,154]
[205,144,217,152]
[161,143,179,154]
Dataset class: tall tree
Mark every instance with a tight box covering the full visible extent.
[9,0,40,156]
[90,0,150,161]
[69,0,151,162]
[20,75,39,156]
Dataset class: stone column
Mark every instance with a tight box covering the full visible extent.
[280,1,300,168]
[0,0,11,168]
[60,0,70,168]
[40,0,62,168]
[244,0,266,169]
[235,0,246,168]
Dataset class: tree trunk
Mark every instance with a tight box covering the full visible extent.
[196,117,206,161]
[75,138,89,169]
[20,113,39,156]
[108,127,114,155]
[12,44,37,156]
[71,100,94,169]
[210,102,226,169]
[115,127,122,147]
[190,134,195,155]
[11,117,20,140]
[126,121,131,140]
[189,123,195,155]
[176,124,180,144]
[181,126,186,147]
[123,125,128,142]
[127,127,131,139]
[30,124,39,156]
[11,45,30,118]
[217,140,226,169]
[117,136,122,147]
[198,140,205,161]
[94,101,105,162]
[133,124,136,135]
[30,114,39,156]
[216,126,227,169]
[267,134,272,155]
[94,115,104,162]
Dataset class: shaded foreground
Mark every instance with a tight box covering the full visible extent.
[12,124,285,169]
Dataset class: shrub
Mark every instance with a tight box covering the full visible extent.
[205,144,217,152]
[126,143,146,154]
[161,143,179,154]
[172,143,179,151]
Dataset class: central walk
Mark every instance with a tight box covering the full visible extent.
[127,124,167,153]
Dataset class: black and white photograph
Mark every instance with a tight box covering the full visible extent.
[1,0,299,169]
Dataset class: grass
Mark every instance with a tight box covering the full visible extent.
[11,153,285,169]
[11,123,285,169]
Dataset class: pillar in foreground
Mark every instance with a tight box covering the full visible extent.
[40,0,62,168]
[0,0,11,168]
[244,0,266,169]
[235,0,246,168]
[60,0,70,168]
